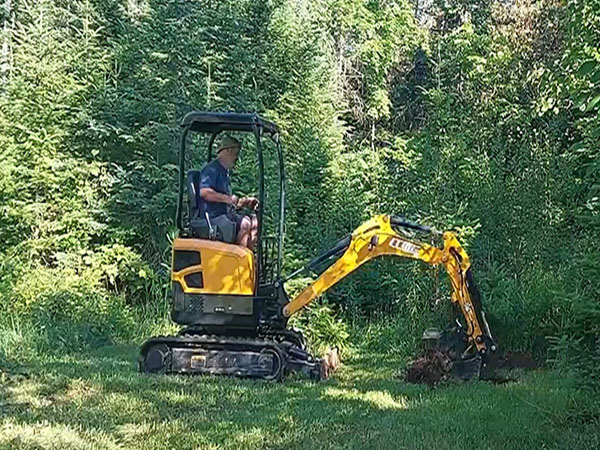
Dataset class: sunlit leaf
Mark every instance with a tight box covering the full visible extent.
[585,94,600,112]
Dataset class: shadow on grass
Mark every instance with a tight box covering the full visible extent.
[1,345,598,450]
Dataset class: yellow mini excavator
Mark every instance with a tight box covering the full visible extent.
[139,112,496,380]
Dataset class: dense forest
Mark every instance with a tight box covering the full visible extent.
[1,0,599,440]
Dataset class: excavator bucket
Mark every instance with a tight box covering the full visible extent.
[402,327,487,385]
[451,355,482,380]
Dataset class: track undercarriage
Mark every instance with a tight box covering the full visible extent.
[139,329,326,381]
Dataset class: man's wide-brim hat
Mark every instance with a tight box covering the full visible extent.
[218,137,241,152]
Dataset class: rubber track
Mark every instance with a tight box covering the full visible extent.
[139,333,321,380]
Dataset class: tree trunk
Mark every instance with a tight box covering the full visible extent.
[1,0,13,88]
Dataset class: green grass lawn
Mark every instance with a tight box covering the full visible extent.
[1,345,598,450]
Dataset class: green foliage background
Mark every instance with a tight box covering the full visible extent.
[0,0,598,391]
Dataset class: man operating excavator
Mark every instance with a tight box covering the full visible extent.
[198,136,259,249]
[140,112,497,381]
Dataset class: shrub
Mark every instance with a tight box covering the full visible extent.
[546,288,600,425]
[2,262,135,353]
[288,302,351,357]
[285,276,352,356]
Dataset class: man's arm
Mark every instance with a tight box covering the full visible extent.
[200,187,238,206]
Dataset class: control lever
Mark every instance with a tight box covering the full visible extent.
[205,212,217,240]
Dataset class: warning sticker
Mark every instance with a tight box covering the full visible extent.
[190,354,207,368]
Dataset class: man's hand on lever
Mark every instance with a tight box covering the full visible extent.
[237,196,259,211]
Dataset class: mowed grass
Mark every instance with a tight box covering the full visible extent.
[1,345,598,450]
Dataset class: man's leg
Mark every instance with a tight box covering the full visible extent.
[249,215,258,250]
[236,215,252,248]
[211,214,237,243]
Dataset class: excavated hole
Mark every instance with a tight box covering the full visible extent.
[400,350,540,386]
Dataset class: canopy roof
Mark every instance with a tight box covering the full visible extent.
[181,111,279,134]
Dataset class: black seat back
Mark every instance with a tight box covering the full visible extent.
[187,170,211,239]
[187,170,202,221]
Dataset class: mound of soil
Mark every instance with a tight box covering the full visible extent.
[402,350,452,386]
[320,347,341,379]
[401,351,540,386]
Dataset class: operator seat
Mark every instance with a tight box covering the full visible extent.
[187,170,237,244]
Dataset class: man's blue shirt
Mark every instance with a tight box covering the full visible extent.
[199,159,231,218]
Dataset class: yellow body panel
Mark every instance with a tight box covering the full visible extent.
[172,237,255,295]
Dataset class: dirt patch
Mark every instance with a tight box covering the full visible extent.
[498,352,539,370]
[0,369,29,385]
[401,351,540,386]
[320,347,341,379]
[402,350,452,386]
[479,351,539,384]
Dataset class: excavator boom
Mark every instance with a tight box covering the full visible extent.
[283,215,495,359]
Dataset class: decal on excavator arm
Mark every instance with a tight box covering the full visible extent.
[389,238,419,256]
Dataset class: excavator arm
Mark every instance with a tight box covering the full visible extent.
[282,215,495,358]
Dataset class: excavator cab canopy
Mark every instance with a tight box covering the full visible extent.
[181,111,279,134]
[176,111,285,286]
